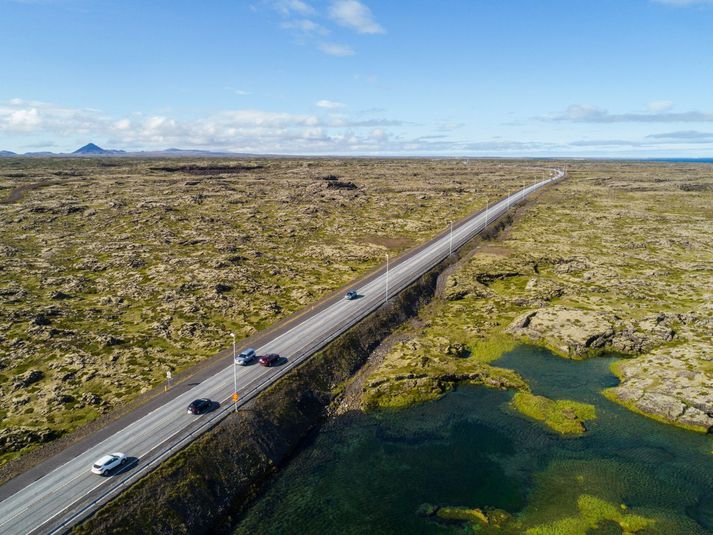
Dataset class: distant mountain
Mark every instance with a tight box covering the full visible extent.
[163,148,225,155]
[72,143,126,155]
[23,151,56,157]
[0,145,260,158]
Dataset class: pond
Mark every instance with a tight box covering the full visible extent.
[234,345,713,534]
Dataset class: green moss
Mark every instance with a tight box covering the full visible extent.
[511,392,596,435]
[436,506,488,524]
[4,158,536,466]
[363,163,713,435]
[363,363,528,411]
[525,495,654,534]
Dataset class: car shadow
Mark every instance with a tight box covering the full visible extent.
[112,456,139,476]
[273,356,289,367]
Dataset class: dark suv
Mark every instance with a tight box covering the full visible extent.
[259,353,280,367]
[187,398,212,414]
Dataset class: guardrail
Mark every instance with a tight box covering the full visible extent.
[46,171,561,534]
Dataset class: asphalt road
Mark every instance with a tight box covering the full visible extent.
[0,169,563,534]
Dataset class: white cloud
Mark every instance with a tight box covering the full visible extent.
[280,18,327,34]
[647,100,673,113]
[547,104,713,123]
[7,98,709,156]
[0,98,410,153]
[8,108,42,130]
[272,0,315,16]
[0,98,110,134]
[328,0,384,34]
[315,99,345,109]
[646,130,713,141]
[319,42,355,56]
[266,0,382,56]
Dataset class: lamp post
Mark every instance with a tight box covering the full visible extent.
[507,190,510,210]
[449,221,453,255]
[385,253,389,303]
[485,198,489,227]
[230,332,237,413]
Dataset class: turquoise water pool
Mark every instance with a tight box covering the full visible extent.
[234,345,713,534]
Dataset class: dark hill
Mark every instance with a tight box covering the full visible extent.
[73,143,106,154]
[72,143,125,155]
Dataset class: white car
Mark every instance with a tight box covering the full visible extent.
[91,452,127,476]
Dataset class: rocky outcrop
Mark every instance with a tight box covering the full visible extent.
[507,307,681,359]
[506,307,617,358]
[13,370,44,390]
[0,427,58,452]
[607,342,713,432]
[505,305,713,430]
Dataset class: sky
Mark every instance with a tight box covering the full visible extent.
[1,0,712,157]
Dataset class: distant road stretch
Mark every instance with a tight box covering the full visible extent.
[0,169,564,535]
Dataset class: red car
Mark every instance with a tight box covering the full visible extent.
[259,353,280,367]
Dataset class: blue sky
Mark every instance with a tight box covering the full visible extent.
[1,0,712,156]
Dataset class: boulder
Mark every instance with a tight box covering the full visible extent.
[31,314,51,327]
[0,427,58,452]
[214,283,232,294]
[13,369,44,389]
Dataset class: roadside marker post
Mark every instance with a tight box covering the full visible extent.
[165,370,172,391]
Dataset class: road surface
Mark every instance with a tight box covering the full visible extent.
[0,169,563,534]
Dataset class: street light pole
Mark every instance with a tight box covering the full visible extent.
[485,198,489,227]
[385,253,389,303]
[230,332,237,413]
[449,221,453,255]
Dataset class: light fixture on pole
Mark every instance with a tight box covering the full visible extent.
[230,332,237,413]
[485,198,489,227]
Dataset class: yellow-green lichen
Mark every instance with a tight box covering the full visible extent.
[511,392,596,435]
[525,495,654,535]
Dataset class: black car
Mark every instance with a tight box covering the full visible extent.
[187,398,212,414]
[345,290,358,300]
